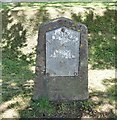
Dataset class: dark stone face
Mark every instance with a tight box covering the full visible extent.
[33,17,88,101]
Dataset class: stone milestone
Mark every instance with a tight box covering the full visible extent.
[33,17,88,101]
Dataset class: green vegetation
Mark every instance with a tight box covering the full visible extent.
[1,2,116,10]
[102,78,117,104]
[71,9,116,69]
[1,2,116,118]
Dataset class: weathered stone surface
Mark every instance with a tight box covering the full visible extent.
[46,27,80,76]
[33,17,88,101]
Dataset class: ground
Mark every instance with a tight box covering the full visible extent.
[1,2,117,118]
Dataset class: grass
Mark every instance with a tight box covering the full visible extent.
[71,9,116,69]
[1,2,116,118]
[1,2,116,10]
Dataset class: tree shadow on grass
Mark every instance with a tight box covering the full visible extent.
[18,8,117,118]
[18,78,117,118]
[71,8,116,69]
[2,4,51,101]
[89,78,117,118]
[1,6,51,118]
[1,5,116,118]
[2,9,35,102]
[102,78,117,103]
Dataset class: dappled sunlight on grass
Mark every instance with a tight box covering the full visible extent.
[2,109,19,118]
[89,94,116,117]
[0,79,2,85]
[23,79,34,93]
[98,103,114,113]
[29,66,35,73]
[88,69,115,92]
[89,77,116,117]
[88,71,116,117]
[0,94,31,118]
[2,2,115,10]
[2,4,115,69]
[1,2,116,118]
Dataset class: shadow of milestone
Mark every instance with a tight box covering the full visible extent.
[1,3,116,118]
